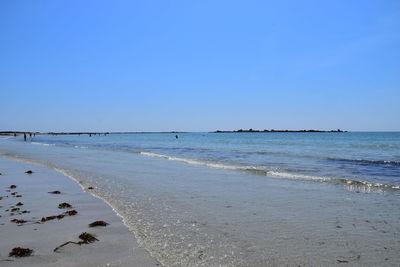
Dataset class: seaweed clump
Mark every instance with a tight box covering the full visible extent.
[87,186,95,190]
[9,185,17,189]
[39,210,77,223]
[9,247,33,257]
[16,202,24,206]
[41,216,57,222]
[54,232,98,252]
[10,219,27,224]
[58,202,72,209]
[65,210,78,216]
[48,190,61,194]
[25,170,33,174]
[89,220,109,227]
[79,232,99,243]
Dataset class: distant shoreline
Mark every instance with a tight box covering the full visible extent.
[0,131,186,136]
[211,129,347,133]
[0,129,347,136]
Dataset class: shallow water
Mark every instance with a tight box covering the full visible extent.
[1,134,400,266]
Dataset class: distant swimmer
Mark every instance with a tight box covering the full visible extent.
[14,133,16,137]
[175,135,178,139]
[29,133,32,137]
[24,133,27,141]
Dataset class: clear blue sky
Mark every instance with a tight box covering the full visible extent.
[1,0,399,132]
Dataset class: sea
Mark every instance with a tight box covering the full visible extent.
[1,132,399,266]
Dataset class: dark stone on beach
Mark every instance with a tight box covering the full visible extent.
[9,247,33,257]
[89,220,109,227]
[9,185,17,189]
[48,190,61,194]
[58,202,72,209]
[65,210,78,216]
[11,192,17,195]
[16,202,23,206]
[25,170,33,174]
[87,186,95,190]
[79,232,98,243]
[15,195,22,198]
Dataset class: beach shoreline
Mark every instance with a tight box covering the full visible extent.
[0,157,160,266]
[1,136,399,266]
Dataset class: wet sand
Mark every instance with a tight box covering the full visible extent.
[0,157,160,266]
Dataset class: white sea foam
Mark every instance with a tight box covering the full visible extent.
[31,142,56,147]
[140,151,266,172]
[139,151,400,190]
[74,145,89,149]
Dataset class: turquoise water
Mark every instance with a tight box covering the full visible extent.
[27,132,400,188]
[1,133,400,266]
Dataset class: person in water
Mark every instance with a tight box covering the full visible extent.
[24,133,26,141]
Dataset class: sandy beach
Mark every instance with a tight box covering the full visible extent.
[0,157,160,266]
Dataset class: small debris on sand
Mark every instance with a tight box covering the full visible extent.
[87,186,95,190]
[89,220,109,227]
[48,190,61,194]
[9,185,17,189]
[10,208,20,212]
[9,247,33,257]
[25,170,33,174]
[16,202,23,206]
[58,202,72,209]
[15,195,22,198]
